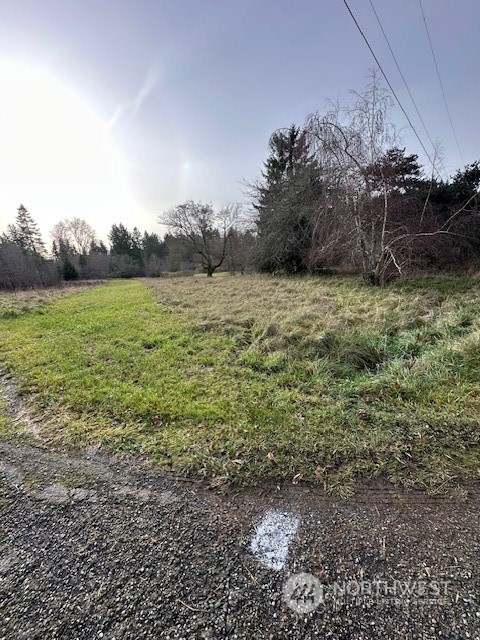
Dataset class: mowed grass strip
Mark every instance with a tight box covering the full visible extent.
[1,276,479,494]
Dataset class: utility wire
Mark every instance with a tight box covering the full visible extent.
[418,0,465,164]
[341,0,438,174]
[369,0,436,153]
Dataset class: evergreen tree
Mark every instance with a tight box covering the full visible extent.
[108,223,133,255]
[131,227,143,263]
[89,239,108,254]
[142,232,166,259]
[430,161,480,210]
[56,239,78,280]
[365,147,424,194]
[62,256,79,280]
[252,125,322,272]
[9,205,46,254]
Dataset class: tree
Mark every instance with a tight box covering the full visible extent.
[416,162,480,269]
[305,73,480,285]
[109,254,142,278]
[0,238,59,289]
[142,231,166,277]
[142,231,166,260]
[108,223,133,256]
[90,239,108,254]
[8,205,46,255]
[160,201,239,276]
[50,218,97,256]
[365,147,424,194]
[162,233,196,272]
[249,124,322,273]
[304,73,436,284]
[131,227,143,264]
[429,161,480,211]
[51,218,101,279]
[107,223,149,276]
[227,228,256,275]
[62,255,79,281]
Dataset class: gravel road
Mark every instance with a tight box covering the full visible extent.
[0,437,478,640]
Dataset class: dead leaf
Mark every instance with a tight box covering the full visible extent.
[292,473,304,485]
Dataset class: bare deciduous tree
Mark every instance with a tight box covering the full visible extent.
[304,72,480,285]
[50,217,97,256]
[160,201,240,276]
[306,72,403,284]
[0,239,59,289]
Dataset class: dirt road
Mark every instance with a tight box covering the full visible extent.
[0,436,478,640]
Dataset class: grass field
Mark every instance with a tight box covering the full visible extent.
[1,275,479,495]
[0,283,102,319]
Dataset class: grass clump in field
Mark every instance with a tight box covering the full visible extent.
[0,275,479,494]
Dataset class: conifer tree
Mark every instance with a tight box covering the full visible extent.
[10,204,46,255]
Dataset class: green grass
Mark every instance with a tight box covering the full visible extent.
[0,275,479,494]
[0,284,104,440]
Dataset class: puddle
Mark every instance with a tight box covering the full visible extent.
[250,509,300,571]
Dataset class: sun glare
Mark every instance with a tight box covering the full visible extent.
[0,59,147,240]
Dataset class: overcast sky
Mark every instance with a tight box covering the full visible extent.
[0,0,478,242]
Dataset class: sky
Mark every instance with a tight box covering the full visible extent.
[0,0,478,245]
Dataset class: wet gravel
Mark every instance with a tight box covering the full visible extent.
[0,440,478,639]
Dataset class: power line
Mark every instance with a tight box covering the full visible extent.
[418,0,465,164]
[369,0,436,152]
[341,0,437,174]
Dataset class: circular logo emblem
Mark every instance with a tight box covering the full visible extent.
[283,572,323,614]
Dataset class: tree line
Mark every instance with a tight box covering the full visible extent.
[0,210,164,289]
[1,74,479,290]
[0,204,255,289]
[248,74,480,285]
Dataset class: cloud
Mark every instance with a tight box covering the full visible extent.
[108,67,159,128]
